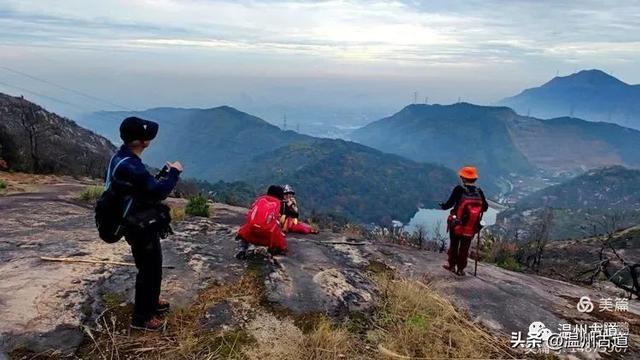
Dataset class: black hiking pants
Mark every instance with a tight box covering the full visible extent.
[125,229,162,323]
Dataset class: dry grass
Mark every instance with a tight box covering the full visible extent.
[342,223,364,239]
[170,206,186,223]
[78,268,515,360]
[80,273,262,359]
[296,318,358,360]
[246,273,514,360]
[369,274,516,360]
[0,171,49,194]
[244,312,305,359]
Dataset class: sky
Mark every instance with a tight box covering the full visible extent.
[1,0,639,128]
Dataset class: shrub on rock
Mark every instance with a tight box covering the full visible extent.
[186,194,210,217]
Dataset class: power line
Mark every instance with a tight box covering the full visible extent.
[0,79,87,112]
[0,65,132,111]
[0,79,126,123]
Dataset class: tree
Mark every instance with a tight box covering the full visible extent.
[6,104,53,173]
[576,211,639,298]
[522,208,553,273]
[431,221,447,253]
[413,224,427,249]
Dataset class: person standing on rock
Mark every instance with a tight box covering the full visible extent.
[236,185,288,258]
[440,166,488,276]
[110,116,183,331]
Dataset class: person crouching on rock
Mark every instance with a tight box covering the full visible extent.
[280,184,319,235]
[112,116,183,331]
[235,185,288,259]
[439,166,488,276]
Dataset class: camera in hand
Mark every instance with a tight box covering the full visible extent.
[156,165,170,179]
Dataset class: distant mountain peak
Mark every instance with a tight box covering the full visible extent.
[547,69,627,87]
[205,105,242,113]
[498,69,640,129]
[401,102,517,117]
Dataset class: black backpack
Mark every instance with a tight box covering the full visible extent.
[95,156,132,243]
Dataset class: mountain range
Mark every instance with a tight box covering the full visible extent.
[79,106,310,181]
[245,138,457,222]
[350,103,533,194]
[498,69,640,129]
[77,105,460,223]
[351,103,640,195]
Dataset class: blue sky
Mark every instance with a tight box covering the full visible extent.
[1,0,639,124]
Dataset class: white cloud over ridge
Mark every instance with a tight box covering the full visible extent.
[0,0,639,116]
[3,0,639,66]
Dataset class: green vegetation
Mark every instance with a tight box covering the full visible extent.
[248,139,458,224]
[0,178,7,192]
[79,185,103,202]
[174,137,458,226]
[499,166,640,240]
[175,177,257,208]
[185,194,210,217]
[196,180,258,207]
[516,166,640,211]
[497,256,523,272]
[480,236,524,272]
[81,105,308,182]
[351,103,536,195]
[84,106,458,225]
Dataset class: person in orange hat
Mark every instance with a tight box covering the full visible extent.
[439,166,488,276]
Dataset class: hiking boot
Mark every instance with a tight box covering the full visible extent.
[156,300,170,314]
[456,269,466,276]
[235,238,250,259]
[130,316,164,331]
[442,264,455,272]
[267,247,288,256]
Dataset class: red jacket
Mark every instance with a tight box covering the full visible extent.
[237,195,287,251]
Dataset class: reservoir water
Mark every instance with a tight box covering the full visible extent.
[405,207,499,236]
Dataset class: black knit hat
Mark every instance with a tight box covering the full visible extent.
[267,185,285,200]
[120,116,159,143]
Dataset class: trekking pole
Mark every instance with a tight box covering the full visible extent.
[473,230,481,277]
[474,215,485,277]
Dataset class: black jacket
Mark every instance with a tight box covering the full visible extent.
[281,198,300,219]
[108,145,180,212]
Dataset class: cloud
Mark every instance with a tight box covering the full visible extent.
[1,0,639,113]
[2,0,637,67]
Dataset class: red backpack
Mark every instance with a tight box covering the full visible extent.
[246,195,281,231]
[449,186,484,238]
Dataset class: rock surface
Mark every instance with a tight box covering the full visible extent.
[1,177,639,357]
